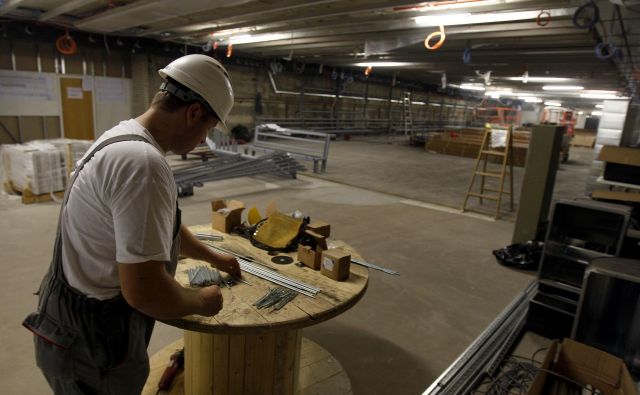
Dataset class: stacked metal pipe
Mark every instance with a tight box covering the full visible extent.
[207,244,321,298]
[173,152,306,193]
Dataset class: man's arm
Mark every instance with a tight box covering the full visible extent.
[179,224,242,278]
[119,261,222,320]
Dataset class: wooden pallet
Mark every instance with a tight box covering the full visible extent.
[3,180,64,204]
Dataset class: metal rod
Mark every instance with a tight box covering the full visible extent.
[351,258,399,275]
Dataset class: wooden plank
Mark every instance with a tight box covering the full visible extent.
[273,330,301,395]
[213,334,230,394]
[228,335,246,395]
[143,336,351,395]
[184,331,195,395]
[243,333,276,395]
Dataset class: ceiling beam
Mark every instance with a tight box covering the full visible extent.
[0,0,26,16]
[39,0,97,21]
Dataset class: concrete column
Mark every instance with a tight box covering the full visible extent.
[130,54,150,117]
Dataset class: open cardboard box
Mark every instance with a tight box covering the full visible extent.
[528,338,638,395]
[211,199,245,233]
[297,230,327,270]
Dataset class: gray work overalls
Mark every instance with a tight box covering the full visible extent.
[23,134,181,394]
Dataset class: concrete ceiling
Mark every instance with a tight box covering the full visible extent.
[1,0,639,104]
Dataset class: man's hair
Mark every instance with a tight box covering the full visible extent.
[152,78,217,121]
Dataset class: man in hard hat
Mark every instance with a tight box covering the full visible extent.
[23,54,240,394]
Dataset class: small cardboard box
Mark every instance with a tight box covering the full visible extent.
[528,338,638,395]
[308,221,331,238]
[211,199,245,233]
[598,146,640,186]
[297,230,327,270]
[321,249,351,281]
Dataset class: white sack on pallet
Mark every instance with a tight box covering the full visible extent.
[1,139,93,195]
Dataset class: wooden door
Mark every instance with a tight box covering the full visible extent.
[60,77,94,140]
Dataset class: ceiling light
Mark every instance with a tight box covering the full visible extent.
[485,89,512,97]
[580,93,627,100]
[523,97,542,103]
[584,90,617,94]
[228,33,289,45]
[505,76,573,83]
[542,85,584,91]
[578,111,584,115]
[460,83,485,91]
[595,104,604,109]
[415,8,575,27]
[591,111,603,116]
[354,62,411,67]
[545,101,562,107]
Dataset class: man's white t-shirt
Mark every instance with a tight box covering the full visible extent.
[61,119,177,300]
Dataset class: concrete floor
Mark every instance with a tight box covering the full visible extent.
[0,139,592,395]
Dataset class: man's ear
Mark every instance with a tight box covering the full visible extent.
[185,102,202,124]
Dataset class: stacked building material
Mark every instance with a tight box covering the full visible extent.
[426,128,531,167]
[173,151,306,195]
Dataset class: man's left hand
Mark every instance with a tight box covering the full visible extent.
[213,254,242,279]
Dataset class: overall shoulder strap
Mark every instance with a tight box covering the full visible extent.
[52,134,152,278]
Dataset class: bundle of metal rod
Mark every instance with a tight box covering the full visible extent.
[193,233,224,242]
[173,152,306,192]
[254,287,298,310]
[351,258,399,275]
[187,266,221,287]
[424,281,537,394]
[206,244,320,297]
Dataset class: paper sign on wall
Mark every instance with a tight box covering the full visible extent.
[66,87,83,99]
[82,76,94,91]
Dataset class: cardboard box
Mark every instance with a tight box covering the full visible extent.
[321,249,351,281]
[308,221,331,238]
[598,146,640,186]
[297,230,327,270]
[211,199,245,233]
[528,339,638,395]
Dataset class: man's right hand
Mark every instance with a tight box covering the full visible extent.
[197,285,223,316]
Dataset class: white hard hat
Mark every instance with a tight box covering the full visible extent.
[158,54,234,132]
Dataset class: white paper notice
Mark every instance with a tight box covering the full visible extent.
[82,76,94,91]
[490,129,507,148]
[322,257,334,271]
[66,87,83,99]
[95,78,127,102]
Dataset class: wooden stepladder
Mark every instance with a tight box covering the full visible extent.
[462,124,514,219]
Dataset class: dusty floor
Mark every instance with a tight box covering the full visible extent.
[0,139,592,394]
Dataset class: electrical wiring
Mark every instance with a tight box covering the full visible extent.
[537,10,551,27]
[424,25,446,50]
[55,31,77,55]
[573,1,599,29]
[473,348,605,395]
[463,48,472,64]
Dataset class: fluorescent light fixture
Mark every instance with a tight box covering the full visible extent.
[415,8,574,27]
[595,104,604,109]
[578,111,584,115]
[485,90,512,97]
[591,111,603,116]
[505,76,572,83]
[523,97,542,103]
[584,90,617,94]
[460,83,485,91]
[516,93,535,97]
[580,93,626,100]
[545,101,562,107]
[542,85,584,91]
[353,62,411,67]
[228,33,289,45]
